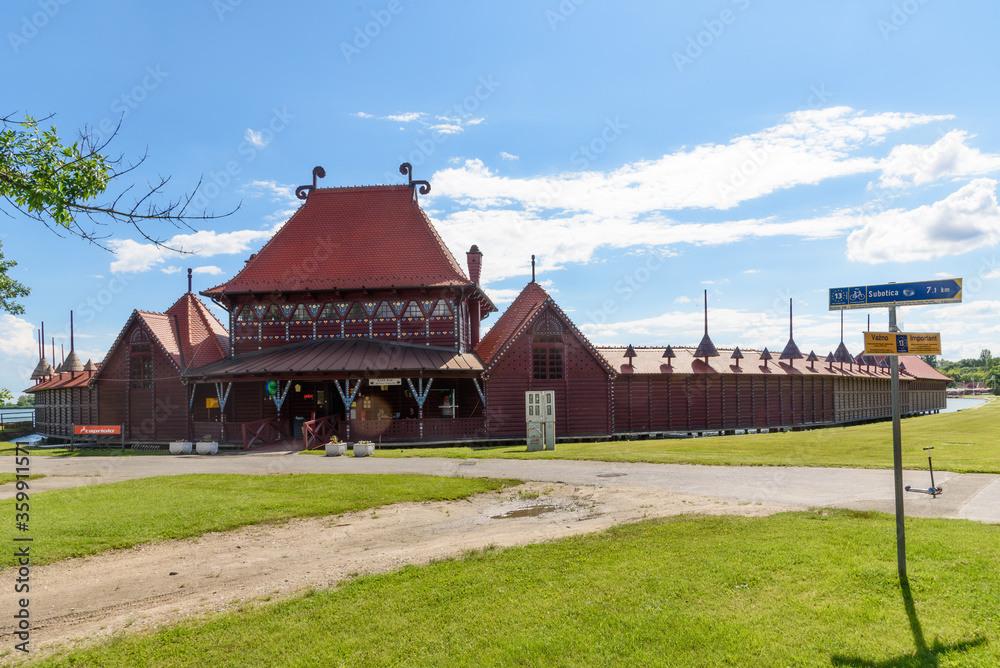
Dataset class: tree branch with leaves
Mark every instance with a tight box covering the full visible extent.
[1,113,236,251]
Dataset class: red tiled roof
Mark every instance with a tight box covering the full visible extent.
[203,185,476,295]
[184,338,483,381]
[90,294,230,384]
[596,345,952,381]
[165,293,229,368]
[475,282,615,375]
[25,368,99,393]
[475,282,550,364]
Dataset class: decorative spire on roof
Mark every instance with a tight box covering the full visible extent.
[83,359,98,372]
[731,347,744,368]
[779,298,803,365]
[662,345,676,363]
[760,347,773,368]
[295,166,326,200]
[833,311,851,368]
[399,162,431,202]
[693,290,719,363]
[825,351,835,368]
[624,344,637,361]
[806,350,819,371]
[63,310,84,374]
[531,254,536,283]
[899,361,907,374]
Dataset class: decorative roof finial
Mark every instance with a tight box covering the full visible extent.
[399,162,431,201]
[531,255,536,283]
[295,166,326,200]
[780,298,803,365]
[693,289,719,362]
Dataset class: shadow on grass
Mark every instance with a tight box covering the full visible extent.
[831,576,986,667]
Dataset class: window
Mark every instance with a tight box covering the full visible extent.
[532,334,563,380]
[263,305,283,322]
[374,301,393,318]
[236,306,256,322]
[403,301,422,318]
[347,302,366,320]
[129,329,153,389]
[319,303,336,320]
[290,304,310,321]
[431,300,452,317]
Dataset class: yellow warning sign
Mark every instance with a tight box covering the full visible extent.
[864,332,941,356]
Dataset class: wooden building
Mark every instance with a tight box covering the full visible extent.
[24,166,951,446]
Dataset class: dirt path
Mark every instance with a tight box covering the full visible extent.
[2,482,791,660]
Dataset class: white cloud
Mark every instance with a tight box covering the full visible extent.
[241,180,298,203]
[244,128,269,149]
[0,314,38,360]
[500,152,519,161]
[877,130,1000,189]
[422,109,992,284]
[352,111,373,119]
[674,296,692,304]
[743,269,760,274]
[193,266,224,275]
[847,179,1000,264]
[384,112,424,123]
[109,223,283,274]
[161,266,182,274]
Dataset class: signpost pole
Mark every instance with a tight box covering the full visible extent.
[888,306,906,579]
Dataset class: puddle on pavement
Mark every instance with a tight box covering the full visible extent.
[491,504,558,519]
[596,472,626,478]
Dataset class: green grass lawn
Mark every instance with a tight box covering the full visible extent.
[364,399,1000,473]
[0,474,513,567]
[28,509,1000,667]
[0,472,43,485]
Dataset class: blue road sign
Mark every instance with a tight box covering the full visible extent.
[829,279,962,310]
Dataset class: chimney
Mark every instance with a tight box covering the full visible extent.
[466,245,483,348]
[466,245,483,285]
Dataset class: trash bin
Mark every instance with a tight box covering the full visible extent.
[293,416,306,437]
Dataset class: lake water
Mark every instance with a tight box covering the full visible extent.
[941,397,990,414]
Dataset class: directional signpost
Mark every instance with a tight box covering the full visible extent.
[829,278,962,310]
[830,279,961,580]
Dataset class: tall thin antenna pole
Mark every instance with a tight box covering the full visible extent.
[789,298,793,338]
[70,311,75,352]
[188,268,193,294]
[531,255,536,283]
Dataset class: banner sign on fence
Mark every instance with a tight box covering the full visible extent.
[73,425,122,435]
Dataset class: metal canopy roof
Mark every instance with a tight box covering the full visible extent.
[184,337,484,382]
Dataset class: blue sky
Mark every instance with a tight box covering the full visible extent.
[4,0,1000,395]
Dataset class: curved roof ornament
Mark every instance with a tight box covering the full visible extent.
[295,166,326,200]
[399,162,431,201]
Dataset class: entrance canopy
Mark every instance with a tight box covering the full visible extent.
[183,337,484,383]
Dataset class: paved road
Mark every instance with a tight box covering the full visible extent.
[7,452,999,523]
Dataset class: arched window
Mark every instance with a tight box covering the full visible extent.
[129,328,153,389]
[532,316,563,380]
